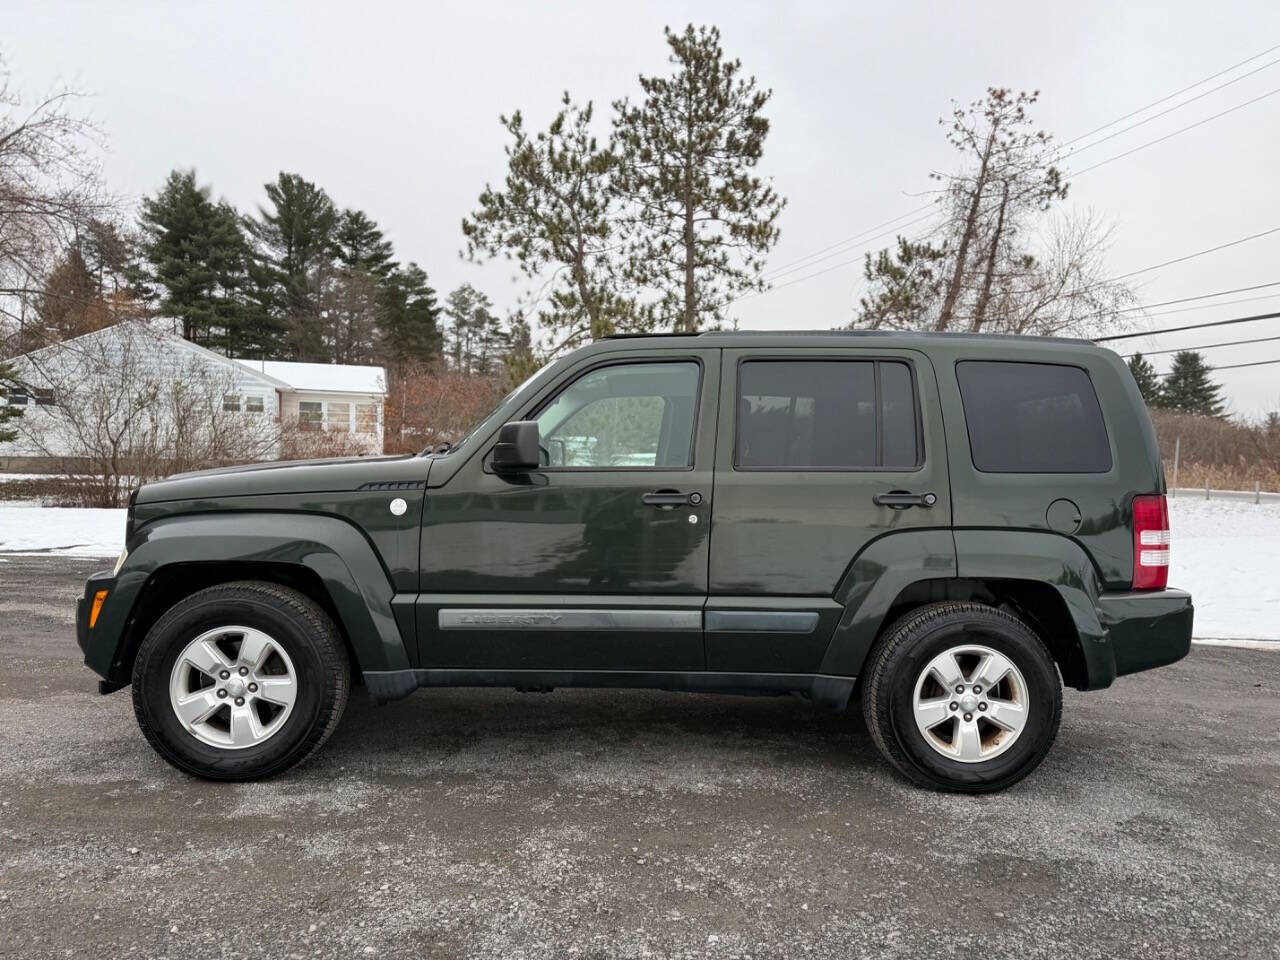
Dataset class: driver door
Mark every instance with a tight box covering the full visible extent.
[416,348,720,672]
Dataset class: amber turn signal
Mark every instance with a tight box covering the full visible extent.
[89,590,109,629]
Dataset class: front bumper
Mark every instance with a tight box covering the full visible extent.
[1097,588,1194,680]
[76,570,132,692]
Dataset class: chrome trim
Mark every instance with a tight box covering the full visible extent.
[438,609,702,631]
[704,611,820,634]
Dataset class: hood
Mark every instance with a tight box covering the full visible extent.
[136,454,423,504]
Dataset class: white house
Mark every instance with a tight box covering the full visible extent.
[0,322,387,471]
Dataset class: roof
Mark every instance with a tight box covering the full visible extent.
[231,358,387,395]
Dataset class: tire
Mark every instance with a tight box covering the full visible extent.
[860,602,1062,793]
[131,581,350,781]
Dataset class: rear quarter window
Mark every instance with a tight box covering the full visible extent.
[956,360,1112,473]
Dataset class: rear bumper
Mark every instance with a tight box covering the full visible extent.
[1095,588,1194,682]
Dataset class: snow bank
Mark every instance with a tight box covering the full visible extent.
[0,503,125,558]
[1168,496,1280,640]
[0,496,1276,640]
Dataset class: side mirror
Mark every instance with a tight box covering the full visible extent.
[492,420,540,473]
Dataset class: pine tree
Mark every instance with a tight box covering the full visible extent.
[1127,352,1163,407]
[380,263,442,371]
[0,361,22,443]
[36,244,101,340]
[612,24,785,332]
[140,170,265,353]
[247,172,338,359]
[854,237,949,330]
[443,284,491,374]
[502,314,541,390]
[332,209,395,277]
[462,94,646,347]
[1159,351,1224,417]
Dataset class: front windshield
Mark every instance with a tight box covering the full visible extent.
[420,360,558,456]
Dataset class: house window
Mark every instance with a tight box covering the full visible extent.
[6,386,28,406]
[222,393,241,412]
[326,402,351,432]
[355,402,378,433]
[33,388,56,406]
[245,395,265,414]
[298,401,323,431]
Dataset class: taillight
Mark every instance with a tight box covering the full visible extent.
[1132,494,1170,590]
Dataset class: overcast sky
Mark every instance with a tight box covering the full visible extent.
[6,0,1280,414]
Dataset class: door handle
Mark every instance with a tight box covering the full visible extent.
[642,490,702,508]
[873,490,937,510]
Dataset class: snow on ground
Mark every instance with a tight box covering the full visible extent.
[1168,496,1280,640]
[0,497,1276,640]
[0,503,125,559]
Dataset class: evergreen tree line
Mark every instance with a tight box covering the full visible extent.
[22,168,543,378]
[1127,350,1226,418]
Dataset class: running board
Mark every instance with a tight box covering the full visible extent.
[363,669,856,711]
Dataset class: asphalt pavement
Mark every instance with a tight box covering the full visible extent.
[1,555,1277,959]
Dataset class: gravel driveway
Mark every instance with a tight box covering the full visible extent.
[1,555,1277,959]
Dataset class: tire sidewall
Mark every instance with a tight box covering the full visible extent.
[135,592,330,778]
[885,614,1060,790]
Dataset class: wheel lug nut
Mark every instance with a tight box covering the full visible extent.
[234,696,245,706]
[979,702,988,712]
[219,670,230,680]
[949,702,958,711]
[217,689,227,699]
[973,685,982,694]
[963,712,973,721]
[238,666,249,676]
[954,685,964,694]
[248,682,258,692]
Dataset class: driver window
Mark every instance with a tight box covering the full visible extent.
[535,361,700,468]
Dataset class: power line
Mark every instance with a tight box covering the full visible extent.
[1124,333,1280,357]
[762,205,933,277]
[1109,281,1280,314]
[1097,310,1280,342]
[1138,291,1280,320]
[735,217,937,303]
[1069,85,1280,177]
[1061,54,1280,155]
[1155,356,1280,377]
[1060,42,1280,146]
[757,43,1280,284]
[1107,226,1280,283]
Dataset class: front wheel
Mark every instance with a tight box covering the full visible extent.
[131,581,350,781]
[861,602,1062,793]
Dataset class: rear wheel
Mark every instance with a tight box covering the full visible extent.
[132,581,349,781]
[861,602,1062,793]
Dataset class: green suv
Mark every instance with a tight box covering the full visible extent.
[77,331,1193,792]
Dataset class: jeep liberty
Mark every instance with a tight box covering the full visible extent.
[77,331,1193,792]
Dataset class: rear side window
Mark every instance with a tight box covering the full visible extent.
[956,360,1112,473]
[736,359,920,469]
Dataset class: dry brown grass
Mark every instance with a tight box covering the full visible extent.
[1150,409,1280,491]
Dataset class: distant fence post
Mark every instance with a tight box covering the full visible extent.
[1171,437,1180,496]
[1257,481,1262,505]
[1205,476,1210,500]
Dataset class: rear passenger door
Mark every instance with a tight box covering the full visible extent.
[706,348,952,673]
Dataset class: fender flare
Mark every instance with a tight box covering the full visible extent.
[819,528,1113,688]
[88,512,412,682]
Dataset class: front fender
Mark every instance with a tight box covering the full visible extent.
[84,512,412,683]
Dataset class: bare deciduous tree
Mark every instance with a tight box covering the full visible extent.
[0,56,111,355]
[11,324,278,505]
[856,89,1134,337]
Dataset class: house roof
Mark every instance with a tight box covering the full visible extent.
[231,359,387,396]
